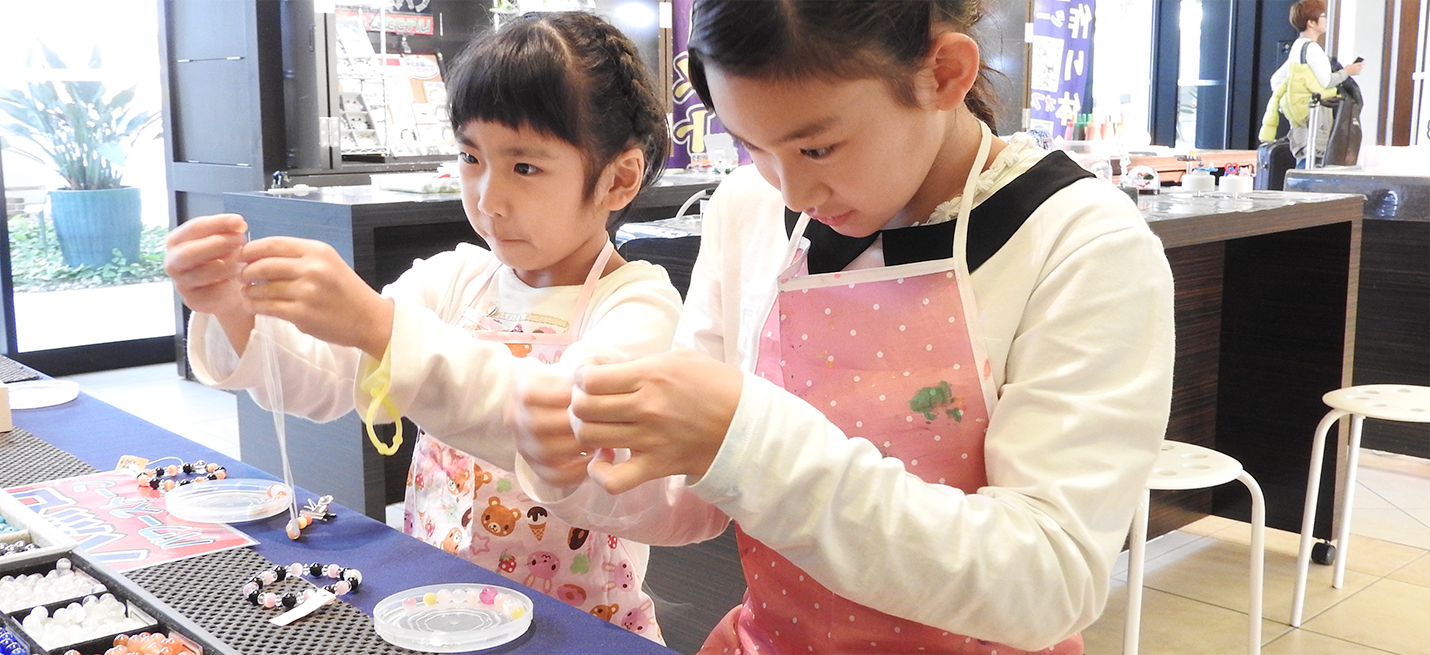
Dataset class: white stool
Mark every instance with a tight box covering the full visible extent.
[1290,384,1430,627]
[1126,441,1265,655]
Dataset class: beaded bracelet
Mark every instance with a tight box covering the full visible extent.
[241,563,362,610]
[136,460,227,492]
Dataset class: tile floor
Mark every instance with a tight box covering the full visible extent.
[61,363,1430,655]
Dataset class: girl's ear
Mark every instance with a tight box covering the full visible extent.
[924,31,982,112]
[598,147,646,212]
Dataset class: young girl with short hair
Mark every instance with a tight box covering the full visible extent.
[165,11,678,642]
[514,1,1176,652]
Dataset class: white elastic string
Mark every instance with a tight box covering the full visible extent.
[256,327,300,523]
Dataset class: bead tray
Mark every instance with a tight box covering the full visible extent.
[373,583,534,652]
[0,491,76,571]
[0,551,241,655]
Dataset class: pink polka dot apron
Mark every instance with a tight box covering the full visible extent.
[702,124,1081,655]
[403,241,662,641]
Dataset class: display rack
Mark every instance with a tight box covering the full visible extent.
[333,5,455,163]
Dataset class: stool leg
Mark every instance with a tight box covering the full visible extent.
[1239,471,1265,655]
[1124,489,1150,655]
[1292,409,1349,627]
[1332,414,1365,589]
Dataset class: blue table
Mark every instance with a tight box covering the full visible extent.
[13,391,674,655]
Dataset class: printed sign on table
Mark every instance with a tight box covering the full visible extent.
[6,471,257,573]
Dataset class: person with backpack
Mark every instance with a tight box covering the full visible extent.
[1260,0,1364,168]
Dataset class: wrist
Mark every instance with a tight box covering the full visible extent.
[362,297,396,359]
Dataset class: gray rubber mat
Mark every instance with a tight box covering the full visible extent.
[0,357,41,383]
[1,429,433,654]
[0,428,98,487]
[127,549,426,655]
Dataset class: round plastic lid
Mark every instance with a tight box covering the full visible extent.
[164,479,292,523]
[9,380,80,409]
[373,583,534,653]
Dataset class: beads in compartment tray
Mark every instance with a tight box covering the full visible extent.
[0,515,21,534]
[88,631,198,655]
[0,625,30,655]
[1,536,42,559]
[0,558,106,612]
[21,593,149,651]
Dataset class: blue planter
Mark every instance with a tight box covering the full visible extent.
[48,187,143,269]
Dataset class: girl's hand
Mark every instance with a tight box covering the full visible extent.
[165,214,256,351]
[571,350,743,494]
[165,214,250,318]
[238,237,394,358]
[509,368,593,492]
[1344,61,1364,76]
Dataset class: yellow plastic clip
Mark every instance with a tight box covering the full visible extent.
[358,345,403,456]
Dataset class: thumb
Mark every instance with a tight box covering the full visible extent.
[587,450,656,495]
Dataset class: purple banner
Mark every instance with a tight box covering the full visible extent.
[1028,0,1096,138]
[667,0,742,170]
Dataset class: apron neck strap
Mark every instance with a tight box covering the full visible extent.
[953,121,994,280]
[565,239,616,336]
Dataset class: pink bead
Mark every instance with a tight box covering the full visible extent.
[334,580,351,595]
[402,596,417,610]
[479,586,498,605]
[241,581,259,596]
[324,564,342,578]
[261,593,278,608]
[288,563,305,577]
[259,571,277,585]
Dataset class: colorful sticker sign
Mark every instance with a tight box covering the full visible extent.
[6,471,257,572]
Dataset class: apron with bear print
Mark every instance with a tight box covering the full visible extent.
[402,241,661,642]
[700,123,1081,654]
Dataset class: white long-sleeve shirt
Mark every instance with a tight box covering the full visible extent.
[518,139,1176,650]
[188,242,682,472]
[1270,37,1348,93]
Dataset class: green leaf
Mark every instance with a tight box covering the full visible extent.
[39,42,67,69]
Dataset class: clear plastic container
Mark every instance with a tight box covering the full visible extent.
[8,380,80,409]
[163,479,292,524]
[372,583,534,653]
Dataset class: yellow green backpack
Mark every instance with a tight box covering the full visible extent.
[1259,42,1340,142]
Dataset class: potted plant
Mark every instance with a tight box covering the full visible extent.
[0,43,158,269]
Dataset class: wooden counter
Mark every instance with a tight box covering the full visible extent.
[1140,190,1362,541]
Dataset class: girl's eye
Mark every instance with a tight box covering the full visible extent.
[800,146,834,160]
[514,163,537,175]
[458,152,478,165]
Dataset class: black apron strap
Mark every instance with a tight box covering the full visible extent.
[785,149,1094,274]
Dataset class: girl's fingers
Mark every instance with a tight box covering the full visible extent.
[573,359,647,396]
[174,258,243,290]
[569,419,642,451]
[588,454,658,495]
[167,214,246,248]
[167,232,246,273]
[568,386,641,425]
[238,236,320,263]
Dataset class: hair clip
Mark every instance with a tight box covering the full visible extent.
[285,495,337,540]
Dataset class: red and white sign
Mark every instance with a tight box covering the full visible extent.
[7,471,257,573]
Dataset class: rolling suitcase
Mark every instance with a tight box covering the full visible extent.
[1256,137,1296,190]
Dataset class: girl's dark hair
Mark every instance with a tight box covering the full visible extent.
[687,0,999,131]
[447,12,668,211]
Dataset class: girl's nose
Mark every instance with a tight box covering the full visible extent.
[776,163,827,216]
[474,175,506,218]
